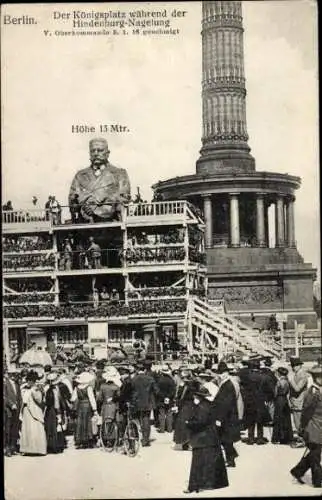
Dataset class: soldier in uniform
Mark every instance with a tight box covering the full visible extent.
[290,364,322,488]
[69,138,131,222]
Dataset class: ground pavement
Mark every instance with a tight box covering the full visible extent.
[5,427,322,499]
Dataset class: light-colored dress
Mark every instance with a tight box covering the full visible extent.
[20,386,47,455]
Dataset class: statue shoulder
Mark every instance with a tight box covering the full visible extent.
[74,166,92,178]
[108,163,128,176]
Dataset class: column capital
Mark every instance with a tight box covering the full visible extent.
[228,192,240,197]
[256,192,266,199]
[201,193,213,199]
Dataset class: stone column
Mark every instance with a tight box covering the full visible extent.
[264,201,270,247]
[229,193,240,247]
[286,197,296,247]
[275,195,285,247]
[203,194,213,248]
[256,193,266,247]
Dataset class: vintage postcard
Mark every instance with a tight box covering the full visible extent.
[2,1,320,499]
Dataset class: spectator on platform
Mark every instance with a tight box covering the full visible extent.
[93,289,99,309]
[45,196,52,221]
[87,237,102,269]
[62,239,73,271]
[75,241,87,269]
[50,196,62,225]
[100,286,110,303]
[3,200,13,211]
[70,194,81,224]
[110,289,120,305]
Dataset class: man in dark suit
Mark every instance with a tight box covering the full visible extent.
[131,363,159,446]
[156,365,176,433]
[213,361,240,467]
[4,367,22,456]
[239,357,270,445]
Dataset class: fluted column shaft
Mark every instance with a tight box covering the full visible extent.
[286,198,296,247]
[256,194,266,247]
[275,196,285,247]
[229,193,240,247]
[203,195,213,248]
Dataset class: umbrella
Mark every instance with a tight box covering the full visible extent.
[19,348,53,367]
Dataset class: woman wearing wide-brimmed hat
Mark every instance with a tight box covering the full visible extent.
[44,372,67,454]
[271,367,293,445]
[184,386,228,493]
[71,372,98,449]
[19,370,47,456]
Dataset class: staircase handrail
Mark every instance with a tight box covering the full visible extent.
[191,300,268,355]
[191,297,282,357]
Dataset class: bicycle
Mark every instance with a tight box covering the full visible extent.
[100,403,141,457]
[121,403,141,457]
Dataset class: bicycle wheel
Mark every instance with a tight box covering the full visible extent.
[100,420,118,452]
[123,420,140,457]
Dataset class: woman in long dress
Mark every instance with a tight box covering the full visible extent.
[173,371,197,450]
[272,366,293,444]
[184,386,228,493]
[71,372,98,449]
[44,372,66,453]
[19,370,47,456]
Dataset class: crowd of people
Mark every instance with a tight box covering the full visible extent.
[126,247,186,264]
[3,253,56,272]
[4,292,55,304]
[4,298,187,320]
[3,236,52,253]
[4,354,322,491]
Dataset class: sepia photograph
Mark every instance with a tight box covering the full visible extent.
[1,1,321,498]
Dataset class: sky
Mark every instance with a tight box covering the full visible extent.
[1,1,319,276]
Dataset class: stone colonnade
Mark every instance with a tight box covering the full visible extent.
[202,192,296,248]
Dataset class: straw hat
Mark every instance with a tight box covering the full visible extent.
[47,372,60,383]
[76,372,95,385]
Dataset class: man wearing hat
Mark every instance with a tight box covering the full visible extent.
[238,356,270,445]
[131,363,159,446]
[288,356,309,448]
[4,367,22,456]
[156,365,176,433]
[290,363,322,488]
[213,361,240,467]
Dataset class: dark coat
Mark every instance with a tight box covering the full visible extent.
[119,376,135,413]
[156,373,176,405]
[187,404,229,492]
[213,378,240,443]
[4,377,22,415]
[260,368,277,403]
[186,399,221,449]
[300,384,322,444]
[239,368,271,426]
[131,372,159,411]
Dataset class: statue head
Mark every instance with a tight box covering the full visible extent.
[89,138,110,168]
